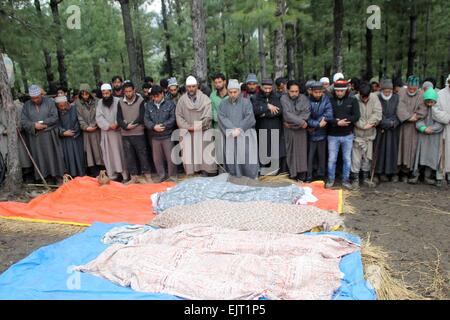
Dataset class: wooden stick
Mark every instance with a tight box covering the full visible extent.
[16,128,49,189]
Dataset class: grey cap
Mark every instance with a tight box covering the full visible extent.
[381,79,393,90]
[305,80,316,90]
[422,81,434,90]
[310,81,324,90]
[246,73,258,84]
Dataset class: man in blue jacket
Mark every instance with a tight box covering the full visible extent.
[307,81,334,182]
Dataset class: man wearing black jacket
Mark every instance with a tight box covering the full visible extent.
[326,79,361,189]
[251,79,286,175]
[144,86,178,183]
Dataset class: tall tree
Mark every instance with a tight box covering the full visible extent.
[161,0,173,76]
[117,0,142,89]
[333,0,344,73]
[274,0,286,79]
[285,22,295,80]
[0,52,22,193]
[49,0,68,88]
[190,0,208,86]
[34,0,54,90]
[407,3,418,77]
[132,0,146,78]
[258,26,267,79]
[365,27,373,80]
[295,19,304,81]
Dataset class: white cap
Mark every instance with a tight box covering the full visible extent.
[227,79,240,90]
[101,83,112,91]
[320,77,330,84]
[186,76,198,86]
[54,95,68,103]
[333,73,345,83]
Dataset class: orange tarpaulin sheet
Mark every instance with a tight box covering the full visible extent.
[0,177,175,226]
[0,177,343,227]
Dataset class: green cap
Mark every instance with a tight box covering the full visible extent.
[79,83,91,92]
[423,88,438,102]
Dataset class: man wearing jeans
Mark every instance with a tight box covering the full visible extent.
[326,80,361,189]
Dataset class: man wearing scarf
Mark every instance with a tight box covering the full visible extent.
[396,75,428,183]
[55,95,85,177]
[374,79,401,183]
[351,82,382,189]
[218,79,259,179]
[411,89,444,187]
[251,78,286,175]
[281,80,311,182]
[76,83,103,177]
[434,74,450,185]
[95,84,128,182]
[20,85,65,184]
[176,76,217,176]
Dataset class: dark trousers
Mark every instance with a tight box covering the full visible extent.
[308,139,327,179]
[152,138,177,179]
[122,135,151,176]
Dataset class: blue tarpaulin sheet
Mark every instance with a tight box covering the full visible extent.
[0,223,376,300]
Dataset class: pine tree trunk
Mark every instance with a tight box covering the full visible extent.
[132,0,146,78]
[190,0,208,86]
[92,59,101,85]
[383,18,388,78]
[286,23,295,80]
[422,3,431,78]
[19,62,28,93]
[0,53,22,194]
[407,6,417,77]
[333,0,344,73]
[258,26,267,79]
[161,0,174,76]
[274,0,286,79]
[34,0,55,91]
[118,0,141,89]
[295,20,304,81]
[174,0,187,79]
[50,0,68,88]
[365,27,373,80]
[120,53,127,80]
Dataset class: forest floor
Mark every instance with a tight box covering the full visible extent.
[0,182,449,299]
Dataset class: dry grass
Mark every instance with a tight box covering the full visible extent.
[361,237,426,300]
[402,246,449,300]
[342,190,360,215]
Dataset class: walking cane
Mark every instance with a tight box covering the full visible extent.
[17,128,50,189]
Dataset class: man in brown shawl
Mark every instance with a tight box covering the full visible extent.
[176,76,217,177]
[396,76,428,183]
[281,80,311,181]
[76,83,103,177]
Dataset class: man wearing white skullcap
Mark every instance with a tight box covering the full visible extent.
[55,95,85,177]
[20,85,65,184]
[176,75,217,176]
[434,74,450,183]
[95,81,129,182]
[218,79,259,179]
[333,73,345,83]
[320,77,330,90]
